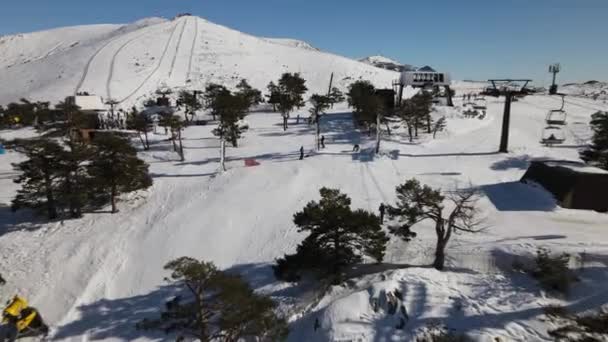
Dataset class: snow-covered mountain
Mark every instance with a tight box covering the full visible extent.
[0,16,398,107]
[359,55,413,72]
[561,80,608,101]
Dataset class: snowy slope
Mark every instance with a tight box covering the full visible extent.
[359,55,413,72]
[2,86,608,341]
[561,81,608,102]
[0,16,397,108]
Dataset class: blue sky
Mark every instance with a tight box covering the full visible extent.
[1,0,606,84]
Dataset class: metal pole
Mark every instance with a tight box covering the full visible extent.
[499,92,512,153]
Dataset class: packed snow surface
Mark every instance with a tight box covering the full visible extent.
[1,15,608,342]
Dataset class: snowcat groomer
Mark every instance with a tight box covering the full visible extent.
[1,296,48,341]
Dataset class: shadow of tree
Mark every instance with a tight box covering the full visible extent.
[481,181,557,211]
[0,204,45,237]
[53,284,182,340]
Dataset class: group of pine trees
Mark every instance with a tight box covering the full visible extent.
[274,179,481,284]
[137,257,288,341]
[0,99,66,129]
[10,133,152,218]
[267,73,308,130]
[347,80,445,152]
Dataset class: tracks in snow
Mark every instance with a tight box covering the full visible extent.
[167,18,188,80]
[75,22,166,96]
[114,21,180,104]
[186,17,199,82]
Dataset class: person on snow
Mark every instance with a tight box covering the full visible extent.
[320,135,325,149]
[352,144,360,152]
[299,146,304,160]
[1,295,48,342]
[379,203,386,224]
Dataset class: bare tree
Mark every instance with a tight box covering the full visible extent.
[387,179,483,270]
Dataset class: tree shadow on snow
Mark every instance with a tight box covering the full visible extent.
[53,284,182,340]
[0,204,45,237]
[490,154,544,171]
[481,181,557,212]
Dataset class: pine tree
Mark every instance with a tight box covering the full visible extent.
[309,94,331,150]
[11,138,65,219]
[210,91,249,171]
[328,87,345,107]
[127,108,152,150]
[160,115,185,161]
[88,134,152,213]
[432,116,447,139]
[236,79,263,108]
[347,81,384,140]
[416,91,434,134]
[580,111,608,170]
[203,84,229,121]
[266,82,280,112]
[275,73,308,131]
[387,179,481,270]
[274,188,389,283]
[178,90,202,123]
[137,257,289,342]
[56,141,92,218]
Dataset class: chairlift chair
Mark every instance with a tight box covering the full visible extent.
[545,109,567,125]
[541,126,566,146]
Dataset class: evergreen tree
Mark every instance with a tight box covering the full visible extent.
[309,94,331,150]
[328,87,345,107]
[160,115,186,161]
[275,73,308,130]
[432,116,447,139]
[88,134,152,213]
[580,111,608,170]
[398,95,427,142]
[347,81,383,138]
[210,91,249,171]
[11,139,65,219]
[178,90,203,123]
[274,188,389,283]
[236,79,263,108]
[56,141,92,218]
[203,84,229,121]
[266,82,280,112]
[415,91,434,134]
[387,179,481,270]
[137,257,289,342]
[126,108,152,150]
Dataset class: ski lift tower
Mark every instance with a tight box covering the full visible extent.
[486,79,532,153]
[548,63,561,95]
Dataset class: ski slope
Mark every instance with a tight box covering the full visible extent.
[0,15,397,108]
[2,89,608,341]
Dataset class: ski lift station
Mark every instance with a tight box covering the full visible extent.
[393,67,453,106]
[65,95,108,116]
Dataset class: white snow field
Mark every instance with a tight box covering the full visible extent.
[1,15,608,342]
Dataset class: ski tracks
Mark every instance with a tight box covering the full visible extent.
[167,18,188,80]
[115,21,180,104]
[186,17,199,82]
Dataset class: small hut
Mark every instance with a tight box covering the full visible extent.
[521,160,608,212]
